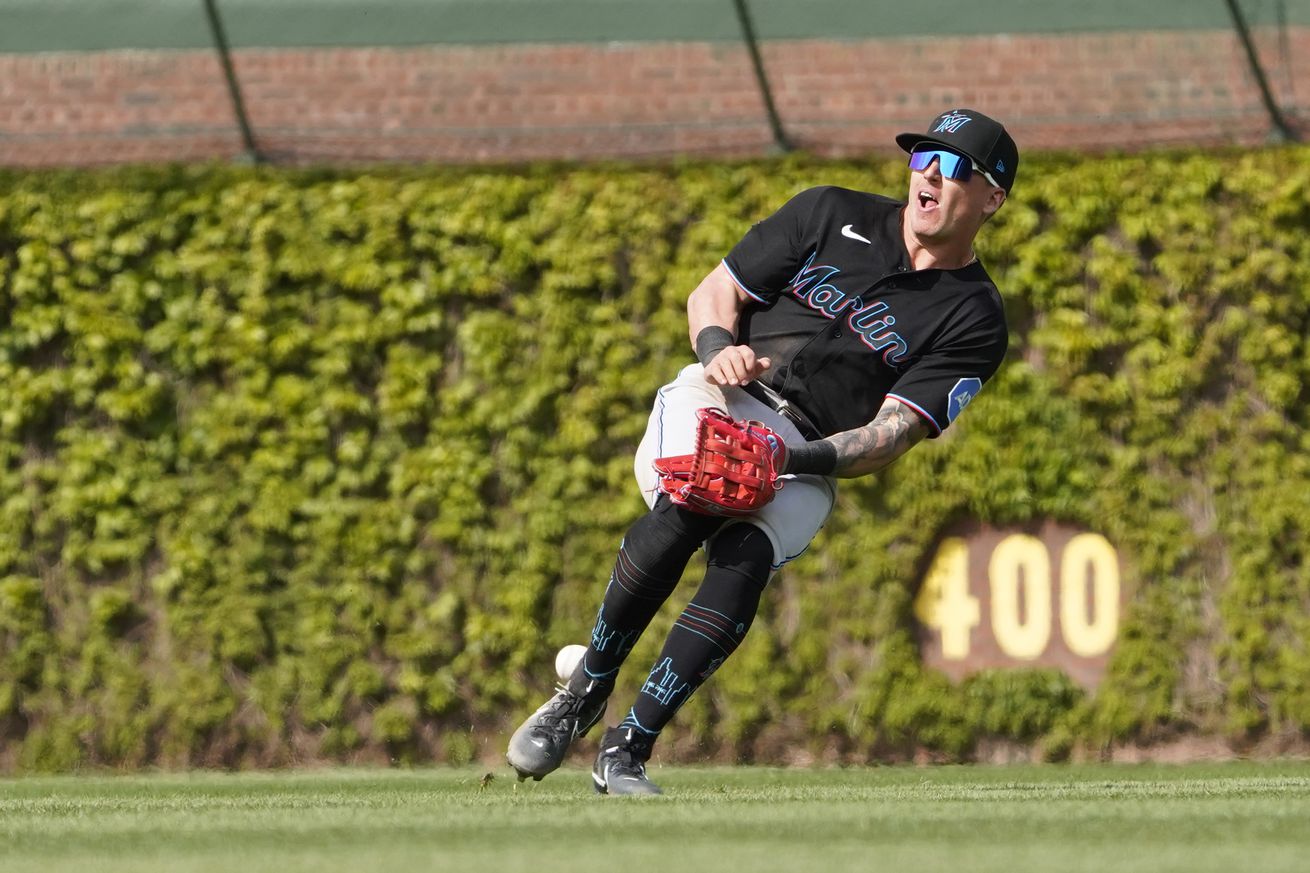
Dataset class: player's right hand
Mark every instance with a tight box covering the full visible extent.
[703,345,771,387]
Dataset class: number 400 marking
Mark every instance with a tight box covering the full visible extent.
[914,533,1120,661]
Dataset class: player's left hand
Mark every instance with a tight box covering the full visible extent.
[704,345,771,387]
[652,408,787,516]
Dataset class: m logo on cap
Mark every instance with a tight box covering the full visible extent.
[933,113,973,134]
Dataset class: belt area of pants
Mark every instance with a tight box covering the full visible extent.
[741,381,822,442]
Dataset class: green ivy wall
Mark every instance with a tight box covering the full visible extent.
[1,150,1308,772]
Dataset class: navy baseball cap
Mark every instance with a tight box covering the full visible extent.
[896,108,1019,192]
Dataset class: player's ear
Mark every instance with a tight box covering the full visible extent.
[982,187,1006,219]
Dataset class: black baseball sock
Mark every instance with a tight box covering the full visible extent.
[619,522,774,738]
[580,497,726,683]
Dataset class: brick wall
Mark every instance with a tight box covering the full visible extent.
[1,29,1306,167]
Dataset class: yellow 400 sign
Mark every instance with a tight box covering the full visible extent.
[913,523,1123,688]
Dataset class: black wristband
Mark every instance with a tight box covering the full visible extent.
[695,325,735,367]
[783,440,838,476]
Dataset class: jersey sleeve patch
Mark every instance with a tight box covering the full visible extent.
[946,377,983,424]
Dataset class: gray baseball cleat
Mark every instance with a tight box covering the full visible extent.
[506,673,611,782]
[592,725,662,796]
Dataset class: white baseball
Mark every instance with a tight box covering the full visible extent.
[554,644,587,681]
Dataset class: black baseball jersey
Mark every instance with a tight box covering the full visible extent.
[721,185,1008,438]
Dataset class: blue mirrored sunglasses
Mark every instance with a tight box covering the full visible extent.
[908,145,1000,188]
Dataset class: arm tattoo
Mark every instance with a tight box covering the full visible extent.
[826,399,930,478]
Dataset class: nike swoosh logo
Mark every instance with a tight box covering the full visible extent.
[841,224,872,244]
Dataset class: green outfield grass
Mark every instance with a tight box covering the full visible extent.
[2,761,1309,873]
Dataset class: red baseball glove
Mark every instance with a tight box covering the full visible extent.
[653,407,788,517]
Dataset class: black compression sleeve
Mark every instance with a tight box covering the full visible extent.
[695,325,735,367]
[783,440,838,476]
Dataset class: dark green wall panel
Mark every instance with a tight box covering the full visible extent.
[3,0,1306,53]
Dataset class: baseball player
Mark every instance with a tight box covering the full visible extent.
[507,108,1017,794]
